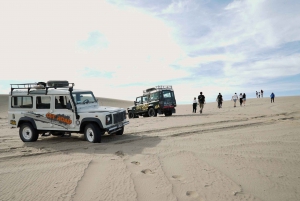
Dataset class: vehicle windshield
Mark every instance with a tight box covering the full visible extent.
[72,92,97,104]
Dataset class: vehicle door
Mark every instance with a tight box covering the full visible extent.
[141,95,149,112]
[50,95,76,131]
[135,96,142,113]
[34,95,52,129]
[162,90,176,107]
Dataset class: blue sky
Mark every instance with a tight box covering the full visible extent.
[0,0,299,104]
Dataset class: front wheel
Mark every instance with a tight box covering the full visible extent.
[84,123,102,143]
[128,111,134,119]
[19,123,39,142]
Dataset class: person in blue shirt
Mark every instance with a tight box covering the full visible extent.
[270,92,275,103]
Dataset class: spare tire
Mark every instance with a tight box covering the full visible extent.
[47,80,69,88]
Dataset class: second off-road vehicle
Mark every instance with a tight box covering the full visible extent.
[127,86,176,118]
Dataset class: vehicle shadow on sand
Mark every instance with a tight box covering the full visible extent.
[17,133,162,157]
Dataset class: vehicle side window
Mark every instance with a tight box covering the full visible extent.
[36,96,51,109]
[149,92,159,101]
[136,97,141,104]
[55,96,69,109]
[11,96,33,108]
[142,96,148,103]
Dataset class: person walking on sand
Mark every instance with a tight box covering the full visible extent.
[193,97,197,113]
[239,93,243,106]
[243,93,246,106]
[256,91,258,98]
[198,92,205,114]
[231,93,238,107]
[270,92,275,103]
[216,93,223,108]
[261,89,264,98]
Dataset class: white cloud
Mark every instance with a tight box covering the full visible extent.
[0,0,299,103]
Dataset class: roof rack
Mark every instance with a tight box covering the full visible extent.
[10,82,75,95]
[143,85,173,94]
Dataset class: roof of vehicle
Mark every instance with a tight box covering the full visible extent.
[10,89,93,96]
[9,81,94,96]
[143,85,173,95]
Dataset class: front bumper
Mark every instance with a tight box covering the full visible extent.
[106,120,129,134]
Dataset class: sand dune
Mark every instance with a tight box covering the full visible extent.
[0,95,300,201]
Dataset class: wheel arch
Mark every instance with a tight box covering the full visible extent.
[18,117,37,129]
[80,118,104,133]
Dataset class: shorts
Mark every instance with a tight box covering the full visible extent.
[243,98,246,101]
[233,99,237,102]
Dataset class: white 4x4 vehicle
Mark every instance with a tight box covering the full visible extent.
[8,81,129,143]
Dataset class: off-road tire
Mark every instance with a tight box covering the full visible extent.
[84,123,101,143]
[19,123,39,142]
[128,112,134,119]
[148,108,156,117]
[116,126,124,135]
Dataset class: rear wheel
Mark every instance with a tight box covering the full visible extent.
[84,123,102,143]
[19,123,39,142]
[165,111,173,116]
[148,108,156,117]
[116,126,124,135]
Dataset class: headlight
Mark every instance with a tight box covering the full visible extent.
[106,114,112,125]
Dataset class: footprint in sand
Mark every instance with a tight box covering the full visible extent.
[131,161,140,165]
[186,191,198,198]
[172,175,185,181]
[115,150,124,157]
[141,169,154,174]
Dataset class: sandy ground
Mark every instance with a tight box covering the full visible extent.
[0,95,300,201]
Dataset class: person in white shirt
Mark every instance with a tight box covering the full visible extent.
[193,97,197,113]
[231,93,238,107]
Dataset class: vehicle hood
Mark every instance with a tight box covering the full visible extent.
[77,105,125,113]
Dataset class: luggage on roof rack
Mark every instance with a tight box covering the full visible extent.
[47,80,69,88]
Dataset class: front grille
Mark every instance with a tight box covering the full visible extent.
[113,111,126,123]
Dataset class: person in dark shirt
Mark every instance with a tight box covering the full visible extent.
[243,93,246,106]
[270,92,275,103]
[216,93,223,108]
[198,92,205,114]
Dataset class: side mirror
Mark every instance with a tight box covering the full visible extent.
[134,101,136,106]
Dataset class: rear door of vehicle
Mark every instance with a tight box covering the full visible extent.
[162,90,176,108]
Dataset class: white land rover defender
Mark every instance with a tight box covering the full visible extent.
[8,81,129,143]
